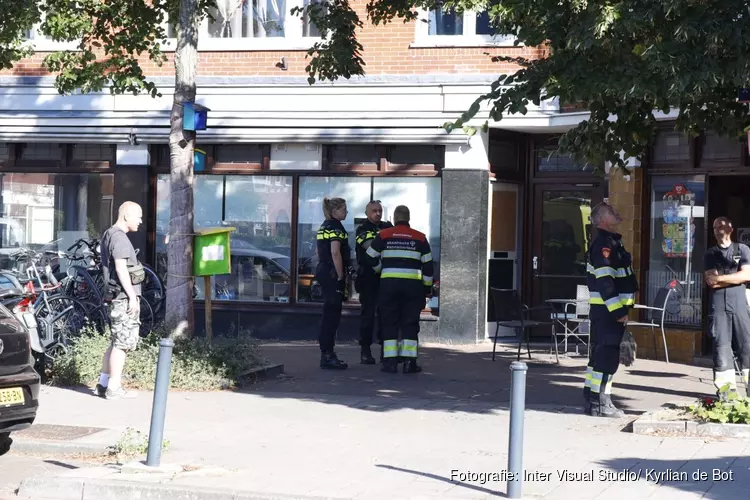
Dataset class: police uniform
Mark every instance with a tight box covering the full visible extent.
[355,219,393,362]
[583,228,638,417]
[316,218,351,369]
[705,242,750,394]
[366,222,433,373]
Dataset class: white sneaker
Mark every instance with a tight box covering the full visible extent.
[105,386,137,399]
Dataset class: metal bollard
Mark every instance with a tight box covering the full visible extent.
[507,361,528,499]
[146,338,174,467]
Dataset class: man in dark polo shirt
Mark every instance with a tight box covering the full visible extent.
[95,201,143,400]
[704,216,750,399]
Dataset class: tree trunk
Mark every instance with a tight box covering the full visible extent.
[166,0,200,339]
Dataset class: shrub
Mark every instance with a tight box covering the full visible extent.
[687,384,750,424]
[52,326,269,391]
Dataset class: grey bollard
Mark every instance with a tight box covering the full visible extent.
[507,361,528,499]
[146,338,174,467]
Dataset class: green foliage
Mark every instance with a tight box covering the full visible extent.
[0,0,40,70]
[108,427,170,458]
[688,385,750,425]
[52,326,269,391]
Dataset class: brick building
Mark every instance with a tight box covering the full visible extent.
[0,2,731,362]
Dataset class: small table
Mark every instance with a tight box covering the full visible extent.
[545,298,590,355]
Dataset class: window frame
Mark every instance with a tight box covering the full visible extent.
[2,143,115,172]
[22,20,80,52]
[412,7,519,48]
[161,0,323,52]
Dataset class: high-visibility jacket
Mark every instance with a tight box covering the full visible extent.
[355,220,392,278]
[316,219,350,271]
[365,221,433,289]
[587,228,638,318]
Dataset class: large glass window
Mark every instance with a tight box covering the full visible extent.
[297,177,442,306]
[156,174,293,303]
[0,173,114,272]
[647,176,706,326]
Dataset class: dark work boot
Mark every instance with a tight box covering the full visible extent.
[590,395,624,418]
[360,346,376,365]
[320,352,348,370]
[403,358,422,374]
[381,358,398,373]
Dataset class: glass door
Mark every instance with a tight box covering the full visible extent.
[531,184,603,308]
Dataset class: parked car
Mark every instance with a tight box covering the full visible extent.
[0,301,40,455]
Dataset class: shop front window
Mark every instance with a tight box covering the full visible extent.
[297,176,441,306]
[0,172,114,272]
[647,176,706,326]
[156,174,293,302]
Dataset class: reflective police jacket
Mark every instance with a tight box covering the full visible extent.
[365,222,433,288]
[316,219,350,275]
[355,220,393,278]
[587,229,638,318]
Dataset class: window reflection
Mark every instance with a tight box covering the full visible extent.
[156,174,293,303]
[0,173,114,273]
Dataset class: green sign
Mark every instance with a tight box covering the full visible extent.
[193,227,235,277]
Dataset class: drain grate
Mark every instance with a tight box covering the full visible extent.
[14,424,107,441]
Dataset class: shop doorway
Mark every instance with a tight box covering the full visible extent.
[706,175,750,352]
[529,184,604,309]
[487,182,521,337]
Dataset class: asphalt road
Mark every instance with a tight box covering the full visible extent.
[0,451,93,499]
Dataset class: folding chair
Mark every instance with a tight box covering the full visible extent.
[551,285,590,355]
[490,288,554,361]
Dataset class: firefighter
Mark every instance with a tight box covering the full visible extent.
[355,200,393,364]
[583,202,638,418]
[316,197,350,370]
[366,205,433,374]
[704,216,750,399]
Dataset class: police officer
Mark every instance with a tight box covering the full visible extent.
[704,216,750,398]
[355,200,393,364]
[366,205,433,374]
[583,202,638,418]
[316,197,350,370]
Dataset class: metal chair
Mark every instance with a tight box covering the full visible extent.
[628,282,677,363]
[551,285,591,356]
[489,288,554,362]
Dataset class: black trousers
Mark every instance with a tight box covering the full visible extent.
[709,304,750,372]
[584,310,625,405]
[379,279,424,358]
[358,277,381,347]
[318,272,342,353]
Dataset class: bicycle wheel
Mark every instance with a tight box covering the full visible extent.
[138,296,154,337]
[34,295,91,352]
[141,265,165,318]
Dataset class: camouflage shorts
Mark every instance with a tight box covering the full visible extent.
[109,299,140,351]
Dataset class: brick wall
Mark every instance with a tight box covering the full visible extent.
[3,1,546,78]
[608,167,703,365]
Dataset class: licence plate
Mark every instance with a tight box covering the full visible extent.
[0,387,24,407]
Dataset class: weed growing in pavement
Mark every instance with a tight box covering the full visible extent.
[108,427,170,458]
[51,325,269,391]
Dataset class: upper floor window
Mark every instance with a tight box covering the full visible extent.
[414,5,517,47]
[166,0,321,50]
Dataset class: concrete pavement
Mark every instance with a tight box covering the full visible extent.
[5,341,750,499]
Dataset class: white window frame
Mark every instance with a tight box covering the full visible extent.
[161,0,322,52]
[412,8,519,48]
[22,21,80,52]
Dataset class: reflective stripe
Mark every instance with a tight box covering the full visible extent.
[381,268,422,280]
[590,371,603,393]
[589,292,604,305]
[317,229,346,241]
[382,249,422,260]
[423,276,433,287]
[619,293,635,306]
[383,339,399,358]
[604,375,614,395]
[356,231,378,245]
[587,263,629,278]
[421,252,433,263]
[584,366,592,389]
[400,339,418,358]
[366,246,381,258]
[605,296,624,312]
